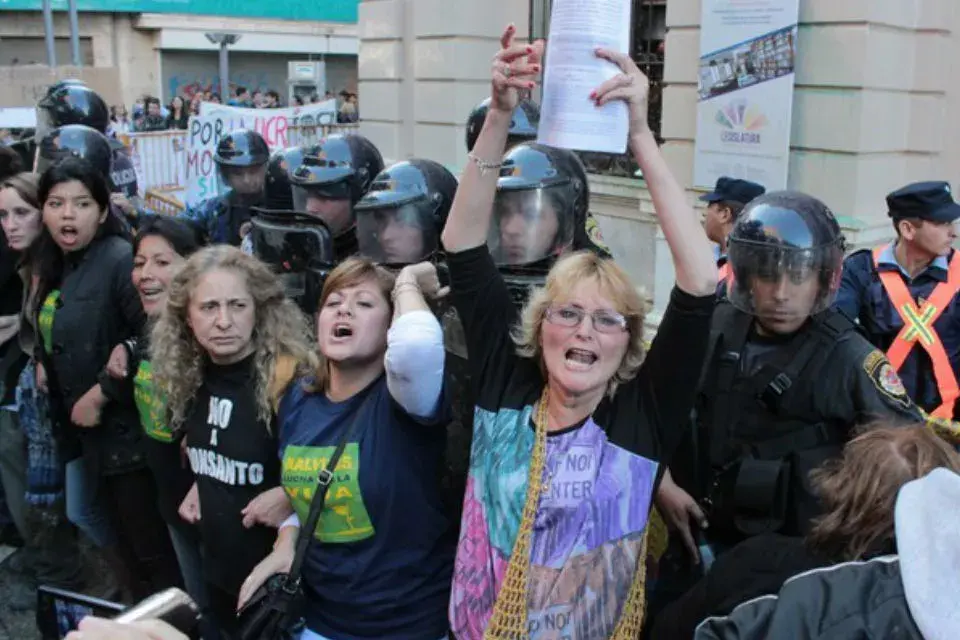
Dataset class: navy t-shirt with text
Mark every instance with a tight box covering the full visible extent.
[278,375,456,639]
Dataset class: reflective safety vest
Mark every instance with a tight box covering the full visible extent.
[872,245,960,418]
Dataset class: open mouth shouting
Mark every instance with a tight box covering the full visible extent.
[56,224,81,248]
[331,322,354,340]
[565,347,599,371]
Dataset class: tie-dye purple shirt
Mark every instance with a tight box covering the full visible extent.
[447,247,715,639]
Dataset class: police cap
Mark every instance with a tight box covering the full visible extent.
[699,176,766,205]
[886,181,960,223]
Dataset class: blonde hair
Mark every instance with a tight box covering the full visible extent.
[511,250,648,397]
[807,422,960,561]
[151,245,317,431]
[306,256,395,393]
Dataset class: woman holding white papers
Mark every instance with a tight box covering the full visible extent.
[441,23,716,640]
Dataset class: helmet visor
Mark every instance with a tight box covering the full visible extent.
[34,108,55,144]
[357,201,436,265]
[726,240,843,316]
[219,164,267,197]
[292,184,353,235]
[487,186,574,266]
[250,217,335,272]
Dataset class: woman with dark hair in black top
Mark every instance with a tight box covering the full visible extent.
[34,158,180,600]
[102,215,208,610]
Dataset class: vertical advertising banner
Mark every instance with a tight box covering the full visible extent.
[693,0,799,190]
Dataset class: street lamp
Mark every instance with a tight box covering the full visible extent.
[205,33,241,101]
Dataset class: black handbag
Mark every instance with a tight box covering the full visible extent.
[237,410,366,640]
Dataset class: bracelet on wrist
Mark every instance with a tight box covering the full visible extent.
[467,152,503,177]
[391,281,422,302]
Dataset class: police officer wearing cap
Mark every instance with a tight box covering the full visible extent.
[835,181,960,420]
[700,176,766,283]
[180,128,270,246]
[287,133,384,262]
[246,146,335,316]
[657,192,946,584]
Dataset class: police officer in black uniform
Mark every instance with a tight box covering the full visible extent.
[467,99,613,261]
[31,81,143,210]
[248,147,335,316]
[354,158,458,268]
[465,97,539,154]
[659,192,946,570]
[181,129,270,246]
[286,133,384,262]
[487,142,599,306]
[36,124,135,237]
[353,158,470,524]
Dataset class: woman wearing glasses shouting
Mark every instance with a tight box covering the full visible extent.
[439,24,718,640]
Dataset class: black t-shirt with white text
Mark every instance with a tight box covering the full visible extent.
[185,355,280,594]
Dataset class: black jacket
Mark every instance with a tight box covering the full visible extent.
[694,555,921,639]
[38,234,147,473]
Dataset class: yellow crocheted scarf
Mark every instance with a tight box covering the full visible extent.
[484,387,650,639]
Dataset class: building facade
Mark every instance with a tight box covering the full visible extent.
[0,2,360,108]
[358,0,960,319]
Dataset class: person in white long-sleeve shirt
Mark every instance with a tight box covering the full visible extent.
[239,257,455,640]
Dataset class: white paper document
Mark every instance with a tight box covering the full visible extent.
[537,0,633,154]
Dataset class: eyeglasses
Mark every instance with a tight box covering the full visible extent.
[544,305,629,334]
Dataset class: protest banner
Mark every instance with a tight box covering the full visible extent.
[184,100,337,206]
[693,0,799,190]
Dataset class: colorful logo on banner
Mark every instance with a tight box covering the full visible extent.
[716,99,768,145]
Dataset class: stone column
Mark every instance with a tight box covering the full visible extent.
[358,0,528,170]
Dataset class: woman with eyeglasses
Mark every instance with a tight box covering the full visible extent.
[439,25,717,639]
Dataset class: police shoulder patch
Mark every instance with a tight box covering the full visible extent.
[863,349,909,404]
[585,214,611,253]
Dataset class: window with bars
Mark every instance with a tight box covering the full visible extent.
[530,0,667,178]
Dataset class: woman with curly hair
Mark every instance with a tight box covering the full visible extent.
[151,245,316,637]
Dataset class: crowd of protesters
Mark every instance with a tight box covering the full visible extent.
[105,88,359,137]
[1,19,960,640]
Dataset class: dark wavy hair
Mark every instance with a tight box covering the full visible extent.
[133,215,206,259]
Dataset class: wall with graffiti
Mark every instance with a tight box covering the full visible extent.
[161,50,357,103]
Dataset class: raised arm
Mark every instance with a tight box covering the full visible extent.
[440,24,544,253]
[593,49,717,297]
[385,262,447,420]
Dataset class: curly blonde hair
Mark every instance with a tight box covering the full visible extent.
[807,422,960,561]
[511,250,649,398]
[150,245,317,431]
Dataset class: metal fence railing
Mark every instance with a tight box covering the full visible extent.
[123,123,361,193]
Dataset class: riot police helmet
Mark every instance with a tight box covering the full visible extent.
[214,129,270,199]
[288,134,384,237]
[726,191,845,331]
[37,82,110,141]
[261,147,304,211]
[355,159,458,267]
[487,142,586,270]
[465,98,540,153]
[37,124,113,178]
